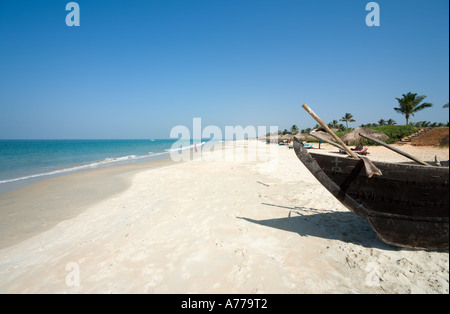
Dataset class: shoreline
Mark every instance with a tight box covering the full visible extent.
[0,141,448,293]
[0,156,176,250]
[0,141,225,250]
[0,144,175,195]
[0,139,218,195]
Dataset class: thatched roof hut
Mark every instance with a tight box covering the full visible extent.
[311,131,335,142]
[294,133,316,141]
[264,133,280,143]
[315,127,339,133]
[280,134,294,141]
[295,131,336,142]
[341,127,389,145]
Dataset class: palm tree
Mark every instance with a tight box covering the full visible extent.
[378,119,386,126]
[414,121,431,128]
[328,120,338,128]
[386,119,397,126]
[394,92,433,125]
[340,113,355,130]
[290,125,299,134]
[337,124,346,131]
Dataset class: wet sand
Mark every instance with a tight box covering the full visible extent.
[0,158,175,249]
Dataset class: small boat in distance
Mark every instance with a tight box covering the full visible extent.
[293,137,449,250]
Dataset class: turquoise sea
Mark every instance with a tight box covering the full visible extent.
[0,139,202,193]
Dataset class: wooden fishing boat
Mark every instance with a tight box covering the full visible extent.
[293,137,449,250]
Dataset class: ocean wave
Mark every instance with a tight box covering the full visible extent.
[0,152,169,185]
[164,142,206,153]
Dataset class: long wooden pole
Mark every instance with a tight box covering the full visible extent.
[302,104,359,159]
[309,133,344,150]
[359,133,430,167]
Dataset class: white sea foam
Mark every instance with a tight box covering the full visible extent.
[0,152,169,185]
[164,142,206,153]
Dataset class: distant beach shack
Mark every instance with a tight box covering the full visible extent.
[341,127,389,146]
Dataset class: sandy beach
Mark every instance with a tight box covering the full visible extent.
[0,141,448,294]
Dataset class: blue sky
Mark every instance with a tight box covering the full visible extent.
[0,0,448,139]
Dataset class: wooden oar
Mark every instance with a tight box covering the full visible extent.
[359,133,431,167]
[308,133,344,150]
[301,104,359,159]
[301,104,382,178]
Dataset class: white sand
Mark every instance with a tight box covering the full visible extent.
[0,141,448,294]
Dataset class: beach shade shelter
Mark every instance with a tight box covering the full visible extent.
[267,133,279,143]
[309,131,336,142]
[341,127,389,145]
[315,127,340,134]
[294,133,316,141]
[281,134,294,142]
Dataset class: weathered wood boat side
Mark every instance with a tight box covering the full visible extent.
[293,137,449,250]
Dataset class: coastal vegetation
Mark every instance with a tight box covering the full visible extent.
[277,92,448,145]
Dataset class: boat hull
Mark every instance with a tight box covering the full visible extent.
[293,138,449,250]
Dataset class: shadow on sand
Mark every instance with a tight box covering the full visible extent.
[238,203,399,250]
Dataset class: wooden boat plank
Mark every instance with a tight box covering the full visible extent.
[367,216,449,250]
[309,152,449,218]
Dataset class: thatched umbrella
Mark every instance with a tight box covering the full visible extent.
[311,131,335,142]
[341,127,389,145]
[265,133,280,143]
[295,131,335,142]
[294,133,316,141]
[315,127,339,133]
[281,134,294,141]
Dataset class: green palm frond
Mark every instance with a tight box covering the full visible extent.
[394,92,433,125]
